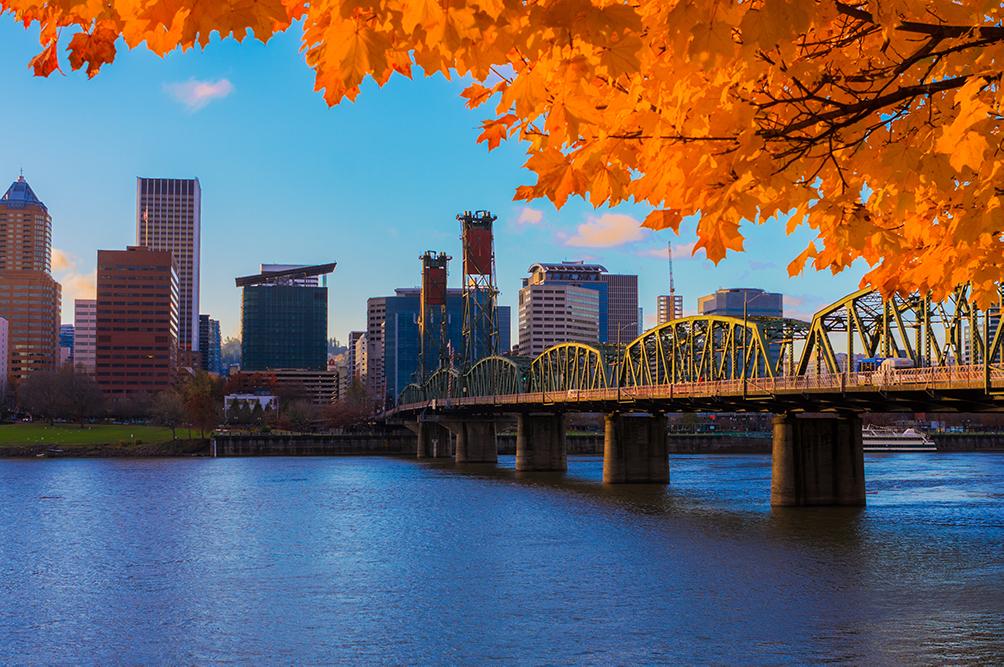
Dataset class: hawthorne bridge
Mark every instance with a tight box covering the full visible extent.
[388,285,1004,506]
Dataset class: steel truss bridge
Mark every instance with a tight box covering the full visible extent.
[393,285,1004,415]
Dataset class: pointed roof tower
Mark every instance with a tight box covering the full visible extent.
[1,175,47,211]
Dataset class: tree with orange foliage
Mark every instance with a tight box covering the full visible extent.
[4,1,1004,302]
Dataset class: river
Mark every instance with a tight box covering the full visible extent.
[0,453,1001,664]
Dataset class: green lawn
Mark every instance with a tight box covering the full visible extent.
[0,423,191,446]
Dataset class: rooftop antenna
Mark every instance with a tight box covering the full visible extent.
[668,240,677,319]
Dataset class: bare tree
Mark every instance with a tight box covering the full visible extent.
[57,367,104,427]
[18,370,61,424]
[152,390,186,440]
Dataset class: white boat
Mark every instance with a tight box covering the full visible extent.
[862,426,936,452]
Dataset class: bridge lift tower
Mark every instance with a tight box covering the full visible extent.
[418,250,451,382]
[458,210,499,368]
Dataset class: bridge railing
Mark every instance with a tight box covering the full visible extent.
[388,364,1004,414]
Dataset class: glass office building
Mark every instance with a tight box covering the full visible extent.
[237,263,336,372]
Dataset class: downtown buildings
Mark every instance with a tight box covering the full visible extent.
[136,177,201,363]
[73,298,97,375]
[238,263,335,371]
[0,176,61,382]
[234,263,340,405]
[517,262,638,356]
[94,246,179,394]
[365,288,512,405]
[199,314,223,375]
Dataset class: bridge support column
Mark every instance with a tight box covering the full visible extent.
[603,413,669,484]
[516,413,566,472]
[416,422,453,459]
[771,413,865,507]
[443,419,497,464]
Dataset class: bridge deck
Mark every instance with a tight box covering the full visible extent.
[391,365,1004,415]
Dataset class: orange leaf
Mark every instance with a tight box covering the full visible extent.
[461,83,495,110]
[68,25,119,78]
[477,114,517,150]
[29,41,60,77]
[642,209,683,231]
[786,242,818,277]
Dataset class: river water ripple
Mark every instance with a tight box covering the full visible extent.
[0,453,1001,664]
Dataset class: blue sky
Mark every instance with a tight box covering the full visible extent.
[0,18,868,342]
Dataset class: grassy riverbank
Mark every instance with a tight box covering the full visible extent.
[0,424,208,457]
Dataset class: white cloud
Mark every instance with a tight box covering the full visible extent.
[52,248,95,321]
[52,247,76,272]
[564,213,647,247]
[515,207,544,226]
[164,78,235,112]
[783,293,828,321]
[62,272,97,302]
[636,241,697,259]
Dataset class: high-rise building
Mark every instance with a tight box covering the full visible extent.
[0,176,61,381]
[136,177,201,359]
[601,272,639,343]
[517,261,637,354]
[95,246,179,394]
[365,288,511,406]
[347,330,365,380]
[352,331,367,383]
[199,314,223,374]
[657,294,684,324]
[697,288,783,318]
[59,323,74,350]
[518,283,600,357]
[237,263,335,372]
[0,317,8,393]
[73,299,97,375]
[59,323,74,366]
[365,297,387,400]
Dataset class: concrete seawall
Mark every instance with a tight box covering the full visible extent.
[212,433,417,457]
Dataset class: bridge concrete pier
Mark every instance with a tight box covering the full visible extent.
[516,413,567,472]
[443,419,498,464]
[416,421,453,459]
[603,412,669,484]
[771,413,865,507]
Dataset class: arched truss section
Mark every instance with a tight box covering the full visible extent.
[796,285,1004,376]
[399,383,425,405]
[424,367,461,400]
[622,316,806,386]
[529,343,609,392]
[463,355,527,397]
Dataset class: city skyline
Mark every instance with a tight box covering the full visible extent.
[0,19,872,346]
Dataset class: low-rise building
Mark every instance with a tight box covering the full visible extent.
[229,369,340,406]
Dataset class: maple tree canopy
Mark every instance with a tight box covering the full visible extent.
[4,0,1004,303]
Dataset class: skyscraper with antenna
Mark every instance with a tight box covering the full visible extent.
[656,241,683,325]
